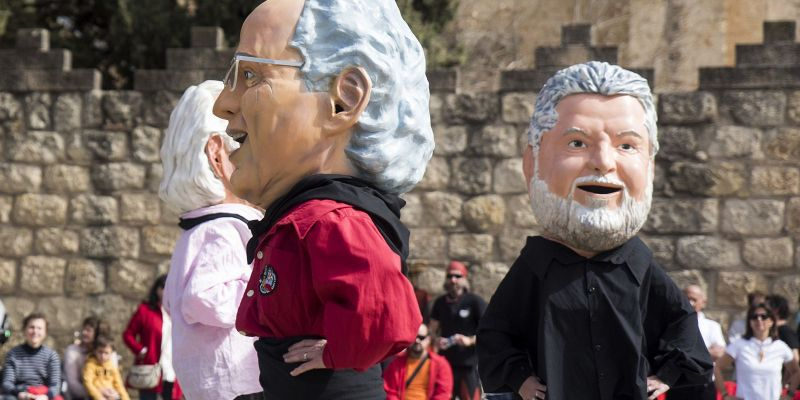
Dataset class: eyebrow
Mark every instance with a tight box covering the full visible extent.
[562,127,589,136]
[617,130,643,139]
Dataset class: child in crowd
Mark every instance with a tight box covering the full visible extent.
[82,336,129,400]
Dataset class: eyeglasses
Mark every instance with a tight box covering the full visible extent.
[416,334,428,341]
[750,314,770,321]
[223,54,303,92]
[446,274,463,280]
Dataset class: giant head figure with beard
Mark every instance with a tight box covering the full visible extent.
[523,61,658,256]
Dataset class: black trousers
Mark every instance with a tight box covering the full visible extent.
[667,382,716,400]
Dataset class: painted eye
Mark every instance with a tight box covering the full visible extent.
[243,70,260,87]
[568,140,586,148]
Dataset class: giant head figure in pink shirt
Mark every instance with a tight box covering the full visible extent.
[523,62,658,257]
[212,0,433,210]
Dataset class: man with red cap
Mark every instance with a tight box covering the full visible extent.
[429,261,487,400]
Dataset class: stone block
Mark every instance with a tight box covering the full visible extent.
[0,196,10,223]
[134,69,224,92]
[658,92,717,124]
[0,227,33,257]
[19,256,66,295]
[500,69,556,92]
[506,194,538,228]
[432,125,468,156]
[471,125,519,157]
[190,27,225,49]
[147,163,163,193]
[668,162,745,197]
[84,130,129,161]
[763,21,796,43]
[35,228,79,255]
[65,258,106,295]
[501,92,535,123]
[499,226,535,261]
[166,48,233,70]
[751,166,800,196]
[36,297,88,333]
[24,92,51,130]
[88,295,139,337]
[676,236,741,269]
[0,69,101,92]
[429,93,445,125]
[143,90,181,127]
[92,163,147,191]
[400,193,422,228]
[141,226,181,256]
[448,233,494,263]
[0,163,41,194]
[772,275,800,305]
[53,93,82,131]
[408,228,447,261]
[763,127,800,161]
[109,259,155,299]
[721,91,786,127]
[735,43,800,68]
[534,46,617,68]
[471,262,510,300]
[699,67,800,90]
[421,191,462,229]
[416,156,450,191]
[463,195,505,232]
[102,91,142,129]
[451,158,492,195]
[3,297,36,329]
[644,199,718,234]
[132,126,162,162]
[666,270,707,294]
[788,91,800,125]
[157,259,171,276]
[409,263,445,296]
[12,194,68,226]
[657,126,698,160]
[427,69,457,92]
[561,24,591,45]
[493,158,526,194]
[788,198,800,235]
[82,91,102,129]
[0,259,15,293]
[43,165,91,193]
[742,237,794,269]
[80,227,139,258]
[160,200,181,225]
[640,235,676,269]
[16,29,49,50]
[706,126,763,159]
[71,195,118,225]
[0,92,22,121]
[443,93,499,124]
[0,49,70,70]
[716,271,767,307]
[721,199,784,236]
[7,131,64,164]
[120,193,161,225]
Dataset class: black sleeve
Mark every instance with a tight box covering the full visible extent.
[477,255,537,393]
[779,325,799,349]
[644,263,713,388]
[430,296,443,322]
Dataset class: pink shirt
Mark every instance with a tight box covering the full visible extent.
[163,203,263,400]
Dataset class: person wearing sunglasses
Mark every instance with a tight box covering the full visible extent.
[714,304,800,400]
[429,261,486,400]
[212,0,433,399]
[383,324,453,400]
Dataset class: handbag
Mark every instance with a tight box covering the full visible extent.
[126,363,162,390]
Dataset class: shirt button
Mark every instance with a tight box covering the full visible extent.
[599,372,606,379]
[246,289,254,297]
[256,251,264,260]
[239,330,247,336]
[588,286,597,294]
[595,344,602,351]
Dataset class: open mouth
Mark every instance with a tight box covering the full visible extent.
[576,184,622,195]
[228,130,248,145]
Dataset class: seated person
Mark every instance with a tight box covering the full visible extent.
[1,313,61,400]
[63,316,116,400]
[82,336,129,400]
[384,324,452,400]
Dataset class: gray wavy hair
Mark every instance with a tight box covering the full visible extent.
[290,0,434,194]
[159,80,238,213]
[529,61,658,156]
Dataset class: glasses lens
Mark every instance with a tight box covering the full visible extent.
[224,58,238,92]
[447,274,463,279]
[751,314,769,321]
[416,335,428,341]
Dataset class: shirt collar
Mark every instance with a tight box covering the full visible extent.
[525,235,652,285]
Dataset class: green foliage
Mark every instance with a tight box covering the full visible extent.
[0,0,461,88]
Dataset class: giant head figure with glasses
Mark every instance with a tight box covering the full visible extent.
[477,62,713,400]
[213,1,431,398]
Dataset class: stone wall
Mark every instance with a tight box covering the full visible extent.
[0,21,798,362]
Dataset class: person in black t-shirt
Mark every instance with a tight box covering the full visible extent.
[429,261,487,400]
[766,294,800,390]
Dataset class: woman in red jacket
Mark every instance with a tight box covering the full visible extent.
[122,275,182,400]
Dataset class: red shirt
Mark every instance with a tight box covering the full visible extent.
[383,350,454,400]
[236,199,421,371]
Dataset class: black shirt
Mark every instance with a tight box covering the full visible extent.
[431,292,486,367]
[779,325,799,349]
[477,236,712,400]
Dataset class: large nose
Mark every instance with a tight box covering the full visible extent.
[589,142,616,175]
[213,86,239,122]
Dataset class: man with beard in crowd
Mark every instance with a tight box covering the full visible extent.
[476,62,712,400]
[429,261,486,400]
[383,324,453,400]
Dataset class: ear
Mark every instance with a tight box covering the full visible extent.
[522,144,535,191]
[205,134,226,180]
[323,67,372,135]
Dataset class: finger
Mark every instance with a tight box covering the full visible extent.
[289,358,323,376]
[537,385,547,392]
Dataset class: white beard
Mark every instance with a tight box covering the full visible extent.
[528,159,653,253]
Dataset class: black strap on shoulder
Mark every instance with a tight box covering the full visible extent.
[405,352,429,388]
[178,213,252,231]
